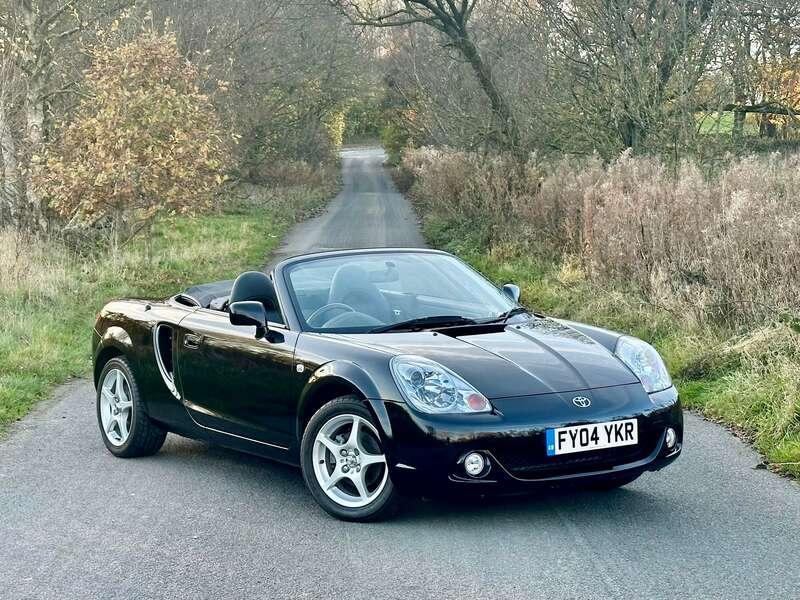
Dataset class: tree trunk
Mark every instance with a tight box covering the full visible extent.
[732,29,750,141]
[732,107,745,139]
[24,79,47,229]
[0,99,20,223]
[456,35,521,151]
[619,118,645,151]
[759,114,777,138]
[21,0,48,231]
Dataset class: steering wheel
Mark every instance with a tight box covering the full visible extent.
[306,302,355,327]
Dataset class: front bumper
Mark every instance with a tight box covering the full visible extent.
[376,384,683,493]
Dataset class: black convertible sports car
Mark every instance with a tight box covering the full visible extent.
[92,248,682,521]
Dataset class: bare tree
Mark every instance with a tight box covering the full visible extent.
[0,1,135,229]
[5,0,74,229]
[528,0,719,152]
[158,0,370,173]
[0,15,22,223]
[331,0,520,149]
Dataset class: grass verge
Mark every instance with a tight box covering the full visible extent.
[423,215,800,479]
[0,182,332,431]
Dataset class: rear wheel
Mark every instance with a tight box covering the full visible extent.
[96,357,167,458]
[301,396,400,521]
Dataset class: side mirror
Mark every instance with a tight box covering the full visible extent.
[502,283,521,303]
[229,301,268,339]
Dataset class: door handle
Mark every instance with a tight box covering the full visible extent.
[183,333,203,349]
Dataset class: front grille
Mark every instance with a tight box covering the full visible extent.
[490,425,661,480]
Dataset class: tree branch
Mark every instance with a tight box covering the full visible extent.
[706,102,800,117]
[43,0,79,30]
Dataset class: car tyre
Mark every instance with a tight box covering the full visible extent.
[96,356,167,458]
[301,396,401,522]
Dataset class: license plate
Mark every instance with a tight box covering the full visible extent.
[546,419,638,456]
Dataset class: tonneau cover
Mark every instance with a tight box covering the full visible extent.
[183,280,233,309]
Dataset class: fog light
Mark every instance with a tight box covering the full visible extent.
[464,452,486,477]
[665,427,677,449]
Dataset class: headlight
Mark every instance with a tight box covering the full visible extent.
[614,336,672,394]
[389,355,491,414]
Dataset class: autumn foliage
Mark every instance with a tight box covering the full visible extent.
[39,25,231,234]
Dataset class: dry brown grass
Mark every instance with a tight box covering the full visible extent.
[0,229,74,302]
[403,147,800,325]
[249,160,336,190]
[408,147,800,475]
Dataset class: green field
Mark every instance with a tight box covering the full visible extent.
[0,183,331,431]
[697,111,760,135]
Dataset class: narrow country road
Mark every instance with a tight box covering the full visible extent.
[268,147,425,268]
[2,147,800,600]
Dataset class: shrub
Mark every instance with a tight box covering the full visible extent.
[38,22,231,246]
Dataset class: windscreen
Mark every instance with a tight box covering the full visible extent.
[285,252,516,332]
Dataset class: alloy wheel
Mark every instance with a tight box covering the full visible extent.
[99,368,133,447]
[312,413,388,508]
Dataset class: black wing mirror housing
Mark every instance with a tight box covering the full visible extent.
[229,301,268,339]
[502,283,521,303]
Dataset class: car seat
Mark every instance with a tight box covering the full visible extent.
[230,271,283,324]
[328,264,393,323]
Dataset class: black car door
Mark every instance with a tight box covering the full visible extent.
[175,308,300,449]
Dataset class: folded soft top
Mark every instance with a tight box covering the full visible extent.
[182,280,233,309]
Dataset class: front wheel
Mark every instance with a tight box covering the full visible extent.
[96,357,167,458]
[300,397,401,522]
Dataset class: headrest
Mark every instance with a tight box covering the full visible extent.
[230,271,277,309]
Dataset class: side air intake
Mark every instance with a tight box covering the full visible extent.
[153,324,180,399]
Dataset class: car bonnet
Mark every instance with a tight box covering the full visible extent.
[342,317,640,399]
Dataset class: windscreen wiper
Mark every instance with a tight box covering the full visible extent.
[479,306,531,325]
[371,315,477,333]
